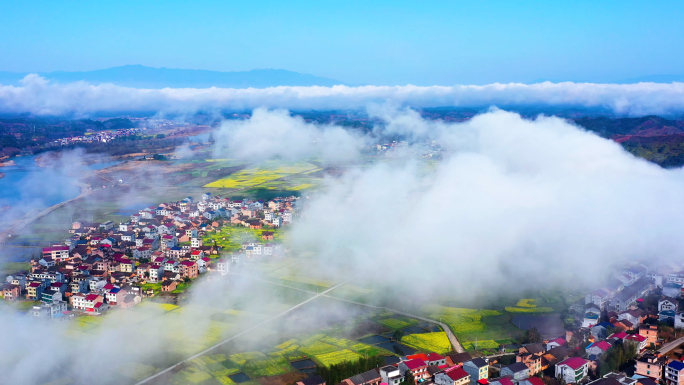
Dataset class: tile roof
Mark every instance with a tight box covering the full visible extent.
[403,359,427,370]
[558,357,588,370]
[447,368,469,381]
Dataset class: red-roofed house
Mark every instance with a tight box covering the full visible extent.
[520,378,545,385]
[489,378,514,385]
[71,293,108,314]
[556,357,589,384]
[399,359,428,382]
[406,354,429,362]
[626,334,648,352]
[179,260,198,279]
[435,367,470,385]
[190,250,204,260]
[426,353,446,366]
[586,341,611,358]
[546,338,566,350]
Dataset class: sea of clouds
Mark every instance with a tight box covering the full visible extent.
[2,75,684,115]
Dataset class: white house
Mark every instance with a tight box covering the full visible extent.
[659,297,679,313]
[556,357,589,384]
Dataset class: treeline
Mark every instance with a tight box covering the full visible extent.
[316,356,384,385]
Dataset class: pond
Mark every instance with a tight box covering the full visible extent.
[358,335,391,345]
[377,342,416,356]
[403,326,428,334]
[291,359,317,370]
[384,356,401,365]
[229,373,251,383]
[511,313,564,339]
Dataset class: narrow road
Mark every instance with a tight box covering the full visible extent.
[237,273,465,353]
[657,336,684,355]
[134,278,352,385]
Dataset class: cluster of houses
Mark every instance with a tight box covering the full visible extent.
[1,193,297,320]
[295,264,684,385]
[296,348,623,385]
[296,332,684,385]
[49,127,143,147]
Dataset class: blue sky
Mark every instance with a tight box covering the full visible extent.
[1,0,683,85]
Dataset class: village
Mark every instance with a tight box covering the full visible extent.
[48,126,144,147]
[290,264,684,385]
[1,192,296,318]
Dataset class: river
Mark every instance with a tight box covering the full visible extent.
[0,153,119,211]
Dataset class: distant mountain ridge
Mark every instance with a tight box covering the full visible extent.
[0,65,345,89]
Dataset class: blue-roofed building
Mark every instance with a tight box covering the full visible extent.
[583,312,600,328]
[660,310,676,322]
[590,322,614,339]
[665,360,684,385]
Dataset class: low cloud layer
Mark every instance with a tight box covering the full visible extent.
[212,108,366,164]
[289,109,684,299]
[3,75,684,115]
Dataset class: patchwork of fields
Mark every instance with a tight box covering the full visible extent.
[204,162,321,190]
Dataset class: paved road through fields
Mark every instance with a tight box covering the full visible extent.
[134,278,352,385]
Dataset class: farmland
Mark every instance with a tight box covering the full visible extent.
[203,226,285,252]
[505,298,554,313]
[421,305,515,352]
[204,161,321,190]
[402,332,452,354]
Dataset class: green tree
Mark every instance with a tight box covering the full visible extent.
[401,371,414,385]
[393,329,404,342]
[518,327,542,344]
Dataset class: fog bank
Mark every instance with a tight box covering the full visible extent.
[2,75,684,115]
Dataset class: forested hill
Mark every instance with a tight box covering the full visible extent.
[573,116,684,167]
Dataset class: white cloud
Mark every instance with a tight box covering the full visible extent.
[2,75,684,115]
[289,109,684,299]
[213,108,366,164]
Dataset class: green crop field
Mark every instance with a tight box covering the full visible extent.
[205,161,320,189]
[314,350,363,366]
[422,305,519,351]
[203,226,284,252]
[377,316,420,330]
[505,299,553,313]
[402,332,452,354]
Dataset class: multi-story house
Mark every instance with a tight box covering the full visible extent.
[434,367,470,385]
[463,358,489,382]
[42,246,70,263]
[380,366,404,385]
[666,361,684,385]
[399,359,429,382]
[179,260,198,279]
[556,357,589,384]
[26,281,48,300]
[2,284,21,301]
[501,362,530,382]
[635,354,665,380]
